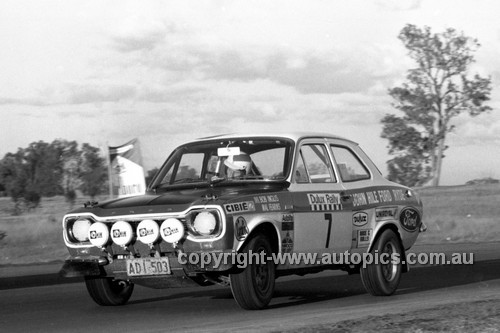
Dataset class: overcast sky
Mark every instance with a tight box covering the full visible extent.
[1,0,499,185]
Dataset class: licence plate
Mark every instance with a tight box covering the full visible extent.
[126,257,171,276]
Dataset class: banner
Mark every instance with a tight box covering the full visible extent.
[108,138,146,198]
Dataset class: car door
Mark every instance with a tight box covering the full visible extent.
[328,140,375,250]
[289,139,352,256]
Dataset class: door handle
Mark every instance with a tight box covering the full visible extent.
[340,192,351,202]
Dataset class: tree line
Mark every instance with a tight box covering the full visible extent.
[0,140,108,212]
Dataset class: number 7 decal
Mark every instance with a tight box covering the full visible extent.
[325,213,332,248]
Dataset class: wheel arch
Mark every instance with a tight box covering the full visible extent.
[238,221,280,254]
[368,222,408,273]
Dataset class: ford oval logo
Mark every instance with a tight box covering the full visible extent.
[399,207,420,232]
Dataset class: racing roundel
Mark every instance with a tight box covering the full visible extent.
[399,207,420,232]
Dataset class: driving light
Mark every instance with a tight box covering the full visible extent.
[137,219,160,245]
[88,222,110,247]
[160,218,185,243]
[110,221,134,246]
[72,218,92,242]
[193,211,217,235]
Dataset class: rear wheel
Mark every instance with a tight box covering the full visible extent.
[230,234,275,310]
[84,277,134,306]
[360,229,403,296]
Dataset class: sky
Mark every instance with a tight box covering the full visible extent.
[0,0,499,186]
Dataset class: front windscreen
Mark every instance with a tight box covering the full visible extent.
[151,138,293,190]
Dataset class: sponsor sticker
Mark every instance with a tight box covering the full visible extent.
[235,216,249,241]
[357,229,372,247]
[351,188,412,208]
[282,231,294,253]
[375,207,398,221]
[399,207,420,232]
[307,193,342,211]
[282,214,294,231]
[224,201,256,214]
[352,212,368,227]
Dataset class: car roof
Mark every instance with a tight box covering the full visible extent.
[194,132,358,145]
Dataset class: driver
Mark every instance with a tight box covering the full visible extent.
[224,153,253,178]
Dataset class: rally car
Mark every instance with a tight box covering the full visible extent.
[61,133,425,310]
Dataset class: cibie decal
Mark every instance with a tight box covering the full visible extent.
[224,201,256,214]
[307,193,342,211]
[375,207,398,221]
[399,207,420,232]
[352,212,368,227]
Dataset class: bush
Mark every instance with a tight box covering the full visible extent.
[24,190,41,209]
[64,189,76,207]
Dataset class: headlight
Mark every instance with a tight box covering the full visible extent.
[137,219,160,245]
[110,221,134,247]
[71,218,92,242]
[186,210,221,237]
[88,222,110,247]
[192,211,217,236]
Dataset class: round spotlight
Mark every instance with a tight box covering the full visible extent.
[193,211,217,236]
[88,222,110,247]
[137,219,160,245]
[110,221,134,247]
[72,218,92,242]
[160,218,185,243]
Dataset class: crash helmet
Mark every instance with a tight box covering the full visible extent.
[224,153,252,176]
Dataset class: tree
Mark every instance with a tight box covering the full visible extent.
[79,143,108,200]
[23,141,64,196]
[0,150,29,203]
[381,24,492,187]
[55,139,82,204]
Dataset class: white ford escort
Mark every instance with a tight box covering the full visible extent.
[61,133,425,309]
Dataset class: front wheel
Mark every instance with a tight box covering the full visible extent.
[360,229,403,296]
[230,234,275,310]
[84,277,134,306]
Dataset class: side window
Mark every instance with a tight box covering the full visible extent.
[330,146,370,182]
[296,144,336,183]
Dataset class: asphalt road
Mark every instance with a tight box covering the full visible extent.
[1,242,500,332]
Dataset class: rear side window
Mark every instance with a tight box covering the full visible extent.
[330,146,370,182]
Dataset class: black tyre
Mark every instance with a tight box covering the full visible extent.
[360,229,403,296]
[84,277,134,306]
[230,235,275,310]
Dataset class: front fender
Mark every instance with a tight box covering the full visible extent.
[234,215,282,253]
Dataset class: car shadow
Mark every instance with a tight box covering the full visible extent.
[266,259,500,309]
[128,259,500,309]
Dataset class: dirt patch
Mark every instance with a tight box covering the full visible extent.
[275,299,500,332]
